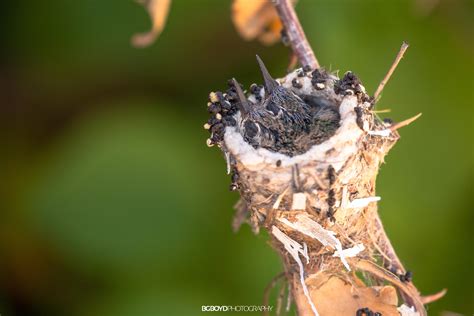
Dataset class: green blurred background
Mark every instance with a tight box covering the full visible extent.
[0,0,472,315]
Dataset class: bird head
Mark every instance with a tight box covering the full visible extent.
[256,55,311,127]
[231,78,263,146]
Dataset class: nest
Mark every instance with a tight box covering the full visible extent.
[205,65,426,316]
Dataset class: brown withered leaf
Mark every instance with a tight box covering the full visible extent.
[305,274,400,316]
[232,0,296,45]
[132,0,171,48]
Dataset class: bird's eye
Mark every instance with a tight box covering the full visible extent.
[244,120,259,138]
[266,101,280,115]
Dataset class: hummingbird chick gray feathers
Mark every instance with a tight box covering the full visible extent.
[233,56,340,156]
[231,78,277,150]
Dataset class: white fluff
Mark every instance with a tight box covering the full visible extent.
[348,196,381,208]
[397,304,420,316]
[332,244,365,258]
[368,129,392,137]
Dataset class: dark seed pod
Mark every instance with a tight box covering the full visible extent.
[226,107,238,116]
[224,91,236,102]
[334,71,364,95]
[292,78,303,89]
[399,270,413,282]
[208,103,221,114]
[231,172,239,183]
[211,122,224,134]
[311,68,328,84]
[207,117,219,126]
[215,91,224,101]
[361,94,372,103]
[302,65,312,72]
[211,134,223,143]
[222,104,233,115]
[223,116,237,127]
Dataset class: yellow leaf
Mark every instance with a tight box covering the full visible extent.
[232,0,296,45]
[132,0,171,48]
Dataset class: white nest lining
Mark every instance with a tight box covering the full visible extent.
[223,96,363,172]
[397,304,420,316]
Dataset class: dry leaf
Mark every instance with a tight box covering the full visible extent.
[132,0,171,48]
[306,275,400,316]
[232,0,296,45]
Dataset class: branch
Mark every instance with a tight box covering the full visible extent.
[273,0,319,69]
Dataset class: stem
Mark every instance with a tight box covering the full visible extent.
[263,272,285,316]
[373,212,405,272]
[373,212,423,313]
[374,42,409,101]
[273,0,319,69]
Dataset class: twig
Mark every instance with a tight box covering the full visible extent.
[371,108,392,113]
[374,42,409,101]
[373,213,405,272]
[263,272,286,316]
[285,281,292,312]
[273,0,319,69]
[390,113,422,131]
[372,212,422,310]
[276,280,286,315]
[421,288,447,304]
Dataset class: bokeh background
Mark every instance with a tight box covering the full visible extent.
[1,0,473,315]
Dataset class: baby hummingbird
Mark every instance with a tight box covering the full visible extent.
[256,55,311,131]
[233,56,338,156]
[232,78,277,149]
[254,56,313,155]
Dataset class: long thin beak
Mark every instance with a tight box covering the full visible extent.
[232,78,251,117]
[256,55,278,96]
